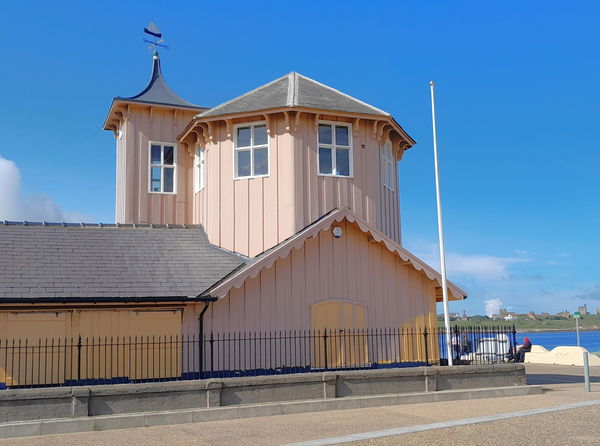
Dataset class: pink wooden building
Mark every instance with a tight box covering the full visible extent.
[0,51,468,384]
[102,52,466,338]
[1,52,465,360]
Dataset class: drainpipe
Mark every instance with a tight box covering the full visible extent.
[198,296,217,377]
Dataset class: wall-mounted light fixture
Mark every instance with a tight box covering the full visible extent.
[332,226,343,238]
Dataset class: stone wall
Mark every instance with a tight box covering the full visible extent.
[0,364,526,423]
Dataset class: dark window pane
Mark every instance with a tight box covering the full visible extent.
[237,150,251,177]
[163,146,174,165]
[319,147,332,174]
[336,148,350,176]
[335,126,349,146]
[151,145,161,164]
[151,166,161,192]
[237,127,251,147]
[318,124,332,144]
[254,148,268,176]
[164,167,174,192]
[254,125,267,146]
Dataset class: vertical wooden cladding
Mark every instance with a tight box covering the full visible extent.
[0,309,182,386]
[296,113,401,243]
[203,221,436,335]
[194,115,294,256]
[194,112,402,256]
[380,177,400,244]
[116,105,197,225]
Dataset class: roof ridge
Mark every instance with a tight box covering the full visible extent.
[198,72,291,118]
[296,73,389,116]
[0,221,204,229]
[286,72,295,106]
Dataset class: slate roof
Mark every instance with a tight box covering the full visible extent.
[199,72,389,118]
[114,53,204,110]
[0,222,245,301]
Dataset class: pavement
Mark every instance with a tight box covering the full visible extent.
[0,363,598,446]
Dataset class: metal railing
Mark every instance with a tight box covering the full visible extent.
[0,325,517,389]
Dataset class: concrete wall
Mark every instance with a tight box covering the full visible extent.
[525,345,600,366]
[0,364,527,422]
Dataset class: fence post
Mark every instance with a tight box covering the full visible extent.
[77,335,82,382]
[323,329,328,371]
[423,327,429,365]
[198,332,204,378]
[453,326,460,361]
[511,325,517,357]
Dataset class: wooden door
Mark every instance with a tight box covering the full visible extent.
[1,312,69,387]
[310,301,367,368]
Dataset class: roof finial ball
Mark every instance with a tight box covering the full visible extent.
[143,22,169,55]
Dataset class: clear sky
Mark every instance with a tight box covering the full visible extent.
[0,1,598,316]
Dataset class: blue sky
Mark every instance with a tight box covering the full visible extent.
[0,1,598,315]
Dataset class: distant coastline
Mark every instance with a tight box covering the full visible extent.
[516,327,599,333]
[442,314,600,332]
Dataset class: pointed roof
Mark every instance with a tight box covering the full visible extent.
[115,52,202,110]
[199,72,389,118]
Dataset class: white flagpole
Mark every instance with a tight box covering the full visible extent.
[429,81,453,366]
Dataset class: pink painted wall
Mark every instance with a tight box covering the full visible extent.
[193,114,296,256]
[192,112,402,257]
[197,220,436,336]
[115,105,197,225]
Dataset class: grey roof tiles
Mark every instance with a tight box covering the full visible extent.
[199,72,389,118]
[0,223,245,300]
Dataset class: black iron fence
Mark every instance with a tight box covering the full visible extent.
[0,325,517,389]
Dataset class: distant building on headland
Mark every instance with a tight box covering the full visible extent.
[557,310,572,319]
[578,304,588,315]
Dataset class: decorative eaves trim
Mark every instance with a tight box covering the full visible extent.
[204,208,467,301]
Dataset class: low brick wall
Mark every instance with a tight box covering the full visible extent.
[0,364,526,423]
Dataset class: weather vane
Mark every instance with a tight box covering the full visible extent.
[143,22,169,52]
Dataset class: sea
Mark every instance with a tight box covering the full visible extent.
[517,330,600,353]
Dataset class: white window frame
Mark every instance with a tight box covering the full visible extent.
[233,121,270,179]
[194,146,205,193]
[148,141,177,194]
[381,140,395,191]
[317,120,353,177]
